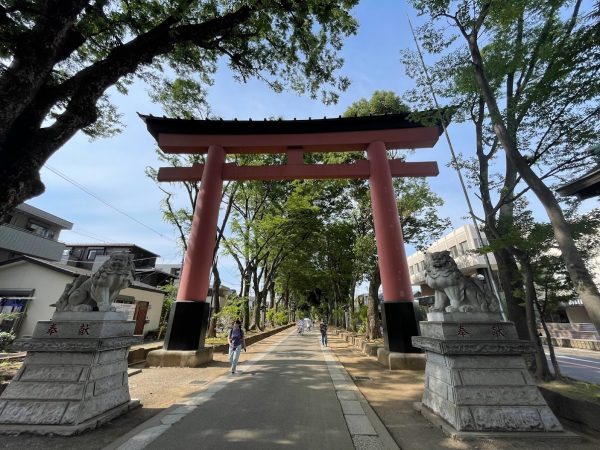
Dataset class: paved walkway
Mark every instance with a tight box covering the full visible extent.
[107,328,397,450]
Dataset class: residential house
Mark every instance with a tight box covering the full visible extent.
[155,264,182,282]
[62,243,175,287]
[0,203,73,262]
[0,256,165,338]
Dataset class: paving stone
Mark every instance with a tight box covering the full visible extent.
[116,424,171,450]
[160,414,186,425]
[353,435,386,450]
[337,390,358,401]
[345,414,377,435]
[171,405,197,415]
[340,400,364,415]
[333,380,357,391]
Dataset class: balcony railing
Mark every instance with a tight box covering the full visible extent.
[0,224,66,261]
[409,253,497,285]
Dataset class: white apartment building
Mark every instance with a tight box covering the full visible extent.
[406,224,498,298]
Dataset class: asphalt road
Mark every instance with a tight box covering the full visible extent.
[545,346,600,384]
[145,330,355,450]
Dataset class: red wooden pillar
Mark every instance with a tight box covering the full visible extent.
[367,141,420,353]
[164,144,226,350]
[177,144,226,301]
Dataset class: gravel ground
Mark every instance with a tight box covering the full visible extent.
[0,330,290,450]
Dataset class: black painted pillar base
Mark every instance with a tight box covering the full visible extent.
[381,302,421,353]
[164,301,210,351]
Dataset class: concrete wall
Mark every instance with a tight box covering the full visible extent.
[406,224,498,286]
[121,286,164,335]
[566,305,591,324]
[0,261,68,337]
[0,225,66,261]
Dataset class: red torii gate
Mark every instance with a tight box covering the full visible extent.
[142,113,444,357]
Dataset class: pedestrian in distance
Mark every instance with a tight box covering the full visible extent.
[304,317,312,332]
[297,318,305,335]
[320,319,328,346]
[228,318,246,374]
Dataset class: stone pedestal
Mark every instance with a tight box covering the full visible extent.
[164,301,210,351]
[412,312,566,437]
[146,348,213,367]
[0,312,141,435]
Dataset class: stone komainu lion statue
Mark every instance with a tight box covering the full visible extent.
[424,251,498,313]
[52,254,136,312]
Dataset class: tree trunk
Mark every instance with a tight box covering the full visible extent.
[268,281,275,309]
[468,35,600,333]
[535,297,562,379]
[367,269,382,340]
[242,269,251,331]
[473,95,529,341]
[515,251,551,380]
[493,248,529,340]
[207,264,221,338]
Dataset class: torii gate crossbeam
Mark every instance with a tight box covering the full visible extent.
[141,113,446,364]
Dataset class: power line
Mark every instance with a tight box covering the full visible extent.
[43,164,177,243]
[67,229,109,243]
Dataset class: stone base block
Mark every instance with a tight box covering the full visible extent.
[414,402,579,441]
[146,348,213,367]
[0,400,139,436]
[389,352,426,370]
[377,348,389,367]
[364,343,381,357]
[376,348,426,370]
[381,302,420,353]
[164,301,210,351]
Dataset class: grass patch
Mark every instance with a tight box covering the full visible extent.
[205,336,228,346]
[540,378,600,404]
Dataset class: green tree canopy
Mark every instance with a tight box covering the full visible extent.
[0,0,358,218]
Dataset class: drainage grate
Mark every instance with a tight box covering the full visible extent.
[189,380,207,385]
[352,376,371,381]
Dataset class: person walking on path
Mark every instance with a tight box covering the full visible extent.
[305,317,312,332]
[228,318,246,374]
[320,319,328,346]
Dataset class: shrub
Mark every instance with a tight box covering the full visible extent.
[215,295,246,331]
[0,332,15,352]
[274,310,289,326]
[265,308,289,327]
[158,283,176,340]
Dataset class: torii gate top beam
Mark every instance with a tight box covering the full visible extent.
[140,112,445,154]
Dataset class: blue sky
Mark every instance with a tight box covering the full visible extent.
[26,1,596,292]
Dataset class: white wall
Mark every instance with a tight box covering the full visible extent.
[0,261,71,337]
[121,286,164,335]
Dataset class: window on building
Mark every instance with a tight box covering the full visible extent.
[409,265,414,275]
[87,248,104,260]
[459,241,469,255]
[25,220,54,239]
[450,246,459,258]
